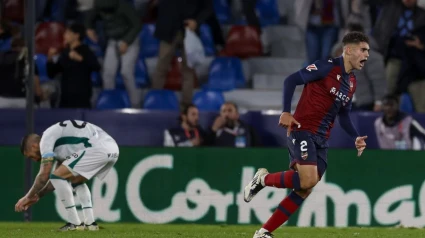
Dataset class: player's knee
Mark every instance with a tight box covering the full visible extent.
[299,176,319,190]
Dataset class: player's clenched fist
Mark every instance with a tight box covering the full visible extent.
[355,136,368,157]
[15,195,39,212]
[278,112,301,136]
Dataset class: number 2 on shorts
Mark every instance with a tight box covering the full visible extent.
[300,140,308,152]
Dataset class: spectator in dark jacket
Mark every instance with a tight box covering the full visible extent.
[47,23,100,109]
[208,102,260,147]
[85,0,142,108]
[152,0,213,107]
[164,104,207,147]
[0,38,43,108]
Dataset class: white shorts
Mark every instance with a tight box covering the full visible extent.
[62,139,119,180]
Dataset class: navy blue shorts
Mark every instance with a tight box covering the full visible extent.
[287,130,328,178]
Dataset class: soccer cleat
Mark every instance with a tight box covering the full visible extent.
[244,168,269,203]
[85,222,99,231]
[253,230,274,238]
[58,222,85,231]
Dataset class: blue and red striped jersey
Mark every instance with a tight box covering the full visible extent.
[293,56,357,138]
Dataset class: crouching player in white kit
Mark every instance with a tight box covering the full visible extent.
[15,120,119,231]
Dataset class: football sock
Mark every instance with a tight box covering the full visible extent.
[73,183,95,225]
[262,191,305,232]
[50,176,81,225]
[263,171,301,190]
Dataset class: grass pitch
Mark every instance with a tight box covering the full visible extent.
[1,222,424,237]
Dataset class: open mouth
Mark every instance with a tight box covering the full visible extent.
[360,59,367,67]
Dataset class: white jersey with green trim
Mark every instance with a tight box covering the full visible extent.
[40,120,114,162]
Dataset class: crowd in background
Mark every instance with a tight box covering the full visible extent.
[0,0,424,150]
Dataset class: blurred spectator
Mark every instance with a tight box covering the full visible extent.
[230,0,261,32]
[204,12,226,52]
[295,0,369,64]
[134,0,154,21]
[371,0,425,95]
[295,0,343,64]
[207,102,260,147]
[375,94,425,150]
[164,104,206,147]
[47,23,100,109]
[84,0,142,108]
[0,20,12,52]
[152,0,213,107]
[0,38,43,108]
[397,25,425,112]
[331,23,386,111]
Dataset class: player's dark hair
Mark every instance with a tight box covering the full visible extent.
[347,23,364,33]
[20,134,40,154]
[342,31,369,46]
[67,23,86,41]
[382,94,399,104]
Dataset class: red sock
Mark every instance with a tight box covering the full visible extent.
[264,171,301,190]
[263,191,305,232]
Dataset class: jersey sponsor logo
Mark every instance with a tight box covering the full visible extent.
[330,87,350,103]
[305,64,318,72]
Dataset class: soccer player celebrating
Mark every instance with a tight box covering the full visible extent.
[15,120,119,231]
[244,32,370,237]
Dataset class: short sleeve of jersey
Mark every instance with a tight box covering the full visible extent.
[40,124,63,158]
[298,59,335,83]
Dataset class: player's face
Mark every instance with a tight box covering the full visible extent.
[24,143,41,162]
[349,42,369,70]
[185,107,199,127]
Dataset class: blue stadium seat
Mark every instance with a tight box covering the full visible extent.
[96,89,131,109]
[214,0,231,24]
[135,58,149,87]
[116,58,149,88]
[199,24,216,56]
[143,89,179,111]
[0,37,11,52]
[139,24,159,58]
[91,71,102,87]
[34,54,52,82]
[193,90,225,111]
[399,93,415,113]
[256,0,280,26]
[204,57,245,91]
[84,37,104,58]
